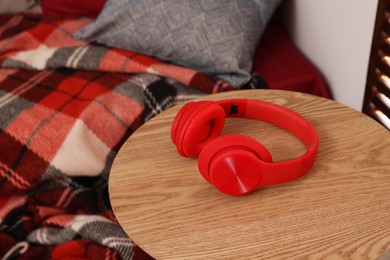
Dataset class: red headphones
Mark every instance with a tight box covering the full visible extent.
[171,99,319,196]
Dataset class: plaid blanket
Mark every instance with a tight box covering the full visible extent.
[0,14,259,259]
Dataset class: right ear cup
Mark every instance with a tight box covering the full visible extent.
[198,134,273,196]
[171,101,226,158]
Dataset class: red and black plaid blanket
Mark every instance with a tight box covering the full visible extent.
[0,14,259,259]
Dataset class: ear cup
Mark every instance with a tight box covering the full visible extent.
[171,101,226,158]
[171,102,198,145]
[198,134,273,196]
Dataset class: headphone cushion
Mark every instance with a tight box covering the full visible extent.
[171,101,225,157]
[198,134,273,195]
[171,102,198,145]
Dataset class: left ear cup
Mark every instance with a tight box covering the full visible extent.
[171,101,226,158]
[198,134,273,196]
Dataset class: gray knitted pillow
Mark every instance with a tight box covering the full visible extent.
[75,0,282,87]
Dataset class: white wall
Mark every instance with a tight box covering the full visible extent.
[282,0,378,111]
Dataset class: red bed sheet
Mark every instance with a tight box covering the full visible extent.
[253,22,332,99]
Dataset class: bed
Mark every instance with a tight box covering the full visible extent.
[0,1,332,259]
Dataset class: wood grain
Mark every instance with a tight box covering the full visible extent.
[109,90,390,259]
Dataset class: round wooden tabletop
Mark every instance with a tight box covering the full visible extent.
[109,90,390,259]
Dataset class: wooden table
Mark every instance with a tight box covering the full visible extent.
[109,90,390,259]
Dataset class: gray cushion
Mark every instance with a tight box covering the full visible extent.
[75,0,282,87]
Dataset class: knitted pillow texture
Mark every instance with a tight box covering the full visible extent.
[75,0,282,87]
